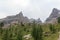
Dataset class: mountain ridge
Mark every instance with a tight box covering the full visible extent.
[45,8,60,23]
[0,11,42,25]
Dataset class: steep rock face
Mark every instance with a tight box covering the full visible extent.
[0,11,42,25]
[35,18,42,24]
[29,18,42,24]
[45,8,60,23]
[0,11,29,24]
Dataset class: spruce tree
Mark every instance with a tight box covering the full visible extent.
[0,22,4,35]
[57,17,60,23]
[49,24,56,33]
[17,30,22,40]
[2,29,9,40]
[31,21,43,40]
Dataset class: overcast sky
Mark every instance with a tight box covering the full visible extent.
[0,0,60,22]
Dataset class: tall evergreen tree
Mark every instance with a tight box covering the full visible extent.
[16,29,22,40]
[57,17,60,23]
[2,29,9,40]
[49,24,56,33]
[31,21,43,40]
[0,22,4,35]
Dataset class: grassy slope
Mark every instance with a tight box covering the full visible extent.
[44,33,59,40]
[0,24,60,40]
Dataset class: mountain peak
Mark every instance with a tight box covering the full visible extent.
[53,8,58,10]
[17,11,23,16]
[0,11,42,24]
[45,8,60,23]
[52,8,59,13]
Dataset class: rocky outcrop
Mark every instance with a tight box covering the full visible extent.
[45,8,60,24]
[29,18,42,24]
[0,11,42,25]
[0,11,29,24]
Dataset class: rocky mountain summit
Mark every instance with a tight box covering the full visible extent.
[0,11,42,25]
[0,11,29,24]
[29,18,42,24]
[45,8,60,23]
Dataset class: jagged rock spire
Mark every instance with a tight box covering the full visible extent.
[16,11,23,17]
[45,8,60,24]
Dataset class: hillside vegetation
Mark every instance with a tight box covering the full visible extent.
[0,17,60,40]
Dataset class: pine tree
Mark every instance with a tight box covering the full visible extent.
[16,30,22,40]
[2,29,9,40]
[57,17,60,23]
[31,21,43,40]
[38,25,43,40]
[49,24,56,33]
[0,22,4,35]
